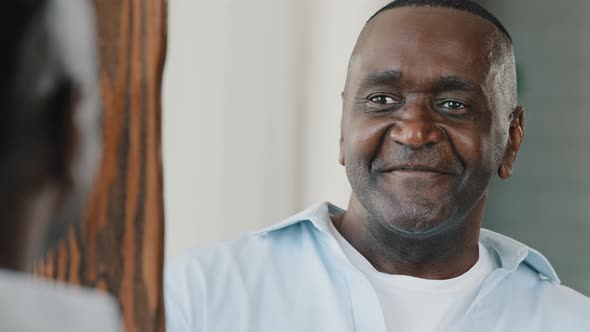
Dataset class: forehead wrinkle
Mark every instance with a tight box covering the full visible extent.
[347,50,488,97]
[349,36,490,89]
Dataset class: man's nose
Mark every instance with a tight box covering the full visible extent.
[389,103,444,149]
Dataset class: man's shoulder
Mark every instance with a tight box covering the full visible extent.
[479,230,590,328]
[0,270,122,332]
[164,211,335,331]
[165,235,266,279]
[548,283,590,310]
[510,261,590,304]
[166,218,321,282]
[507,266,590,329]
[166,202,336,282]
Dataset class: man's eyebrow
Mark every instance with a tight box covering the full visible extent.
[364,69,402,86]
[435,76,477,92]
[358,72,478,94]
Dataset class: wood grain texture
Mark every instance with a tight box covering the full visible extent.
[35,1,167,331]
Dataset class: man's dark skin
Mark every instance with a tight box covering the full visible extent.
[333,7,524,279]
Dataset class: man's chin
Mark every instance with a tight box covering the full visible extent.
[379,208,454,238]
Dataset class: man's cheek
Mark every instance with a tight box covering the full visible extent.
[350,123,390,154]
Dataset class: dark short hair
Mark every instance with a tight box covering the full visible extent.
[0,1,47,103]
[0,0,48,153]
[368,0,511,42]
[0,1,47,150]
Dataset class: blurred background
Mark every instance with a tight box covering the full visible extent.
[163,0,590,295]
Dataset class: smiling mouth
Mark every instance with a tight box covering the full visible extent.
[384,166,456,177]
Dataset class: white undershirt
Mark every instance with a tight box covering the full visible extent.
[328,220,498,332]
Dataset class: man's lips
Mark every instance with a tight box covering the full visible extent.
[381,165,458,177]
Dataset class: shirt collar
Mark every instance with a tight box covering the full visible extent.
[255,202,560,283]
[254,201,342,236]
[479,228,560,283]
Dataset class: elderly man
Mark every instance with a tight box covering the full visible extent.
[0,0,120,331]
[165,0,590,331]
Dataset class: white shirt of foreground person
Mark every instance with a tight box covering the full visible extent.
[165,202,590,332]
[0,270,122,332]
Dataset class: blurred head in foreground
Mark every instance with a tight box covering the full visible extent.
[0,0,101,271]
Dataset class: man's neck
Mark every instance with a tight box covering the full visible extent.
[332,198,485,279]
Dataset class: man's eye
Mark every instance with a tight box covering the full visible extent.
[439,100,467,110]
[369,95,398,105]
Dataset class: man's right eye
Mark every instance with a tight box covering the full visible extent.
[368,95,398,105]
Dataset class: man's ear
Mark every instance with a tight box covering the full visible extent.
[498,106,525,179]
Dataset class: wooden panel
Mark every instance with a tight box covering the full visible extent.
[35,1,167,331]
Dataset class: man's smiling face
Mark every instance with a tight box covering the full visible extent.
[340,7,520,236]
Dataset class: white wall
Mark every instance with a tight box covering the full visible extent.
[164,0,388,262]
[297,0,382,209]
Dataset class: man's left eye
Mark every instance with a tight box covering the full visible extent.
[439,100,467,110]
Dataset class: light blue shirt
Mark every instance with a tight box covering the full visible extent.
[165,202,590,332]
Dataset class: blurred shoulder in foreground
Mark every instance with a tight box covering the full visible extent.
[0,0,121,330]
